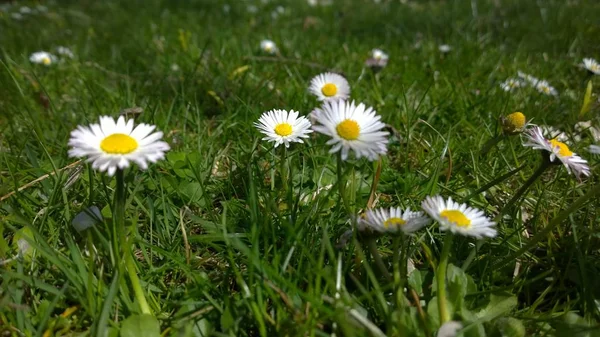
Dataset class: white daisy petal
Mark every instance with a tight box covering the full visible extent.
[421,196,497,239]
[68,116,169,175]
[583,58,600,75]
[254,109,313,148]
[260,39,278,54]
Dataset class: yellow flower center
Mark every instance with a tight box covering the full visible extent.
[42,57,51,65]
[383,217,406,228]
[321,83,338,97]
[549,139,572,157]
[591,64,599,71]
[274,123,293,137]
[440,210,471,228]
[100,133,139,154]
[336,119,360,140]
[506,112,525,129]
[541,86,550,94]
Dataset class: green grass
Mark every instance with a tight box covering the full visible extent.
[1,0,600,336]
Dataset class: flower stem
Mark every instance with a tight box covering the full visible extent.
[367,158,382,209]
[126,249,152,314]
[336,152,351,215]
[437,234,454,324]
[113,169,126,264]
[479,134,505,157]
[496,156,551,221]
[366,238,392,282]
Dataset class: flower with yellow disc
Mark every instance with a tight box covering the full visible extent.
[68,116,170,176]
[359,206,431,235]
[308,72,350,101]
[421,196,497,239]
[254,109,313,148]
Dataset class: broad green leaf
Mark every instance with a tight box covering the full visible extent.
[476,294,517,322]
[120,314,160,337]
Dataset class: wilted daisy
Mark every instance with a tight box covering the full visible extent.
[260,39,278,54]
[360,207,431,234]
[57,46,74,58]
[500,78,524,92]
[438,44,452,53]
[582,58,600,75]
[254,109,313,148]
[309,72,350,101]
[68,115,170,176]
[523,126,590,177]
[29,51,57,66]
[501,112,527,135]
[312,100,388,160]
[535,80,558,96]
[366,48,389,68]
[421,196,497,239]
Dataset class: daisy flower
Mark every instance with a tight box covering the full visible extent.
[539,125,569,143]
[360,207,431,235]
[68,116,170,176]
[438,44,452,53]
[421,196,497,239]
[535,80,558,96]
[254,109,313,148]
[575,120,600,142]
[582,58,600,75]
[308,72,350,101]
[517,71,540,85]
[57,46,75,58]
[312,100,388,161]
[500,78,524,92]
[260,39,278,54]
[29,51,57,66]
[523,126,590,177]
[366,48,389,68]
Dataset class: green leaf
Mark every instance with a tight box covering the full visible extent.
[447,264,469,311]
[408,269,424,295]
[495,317,526,337]
[579,80,593,118]
[180,182,205,205]
[476,294,517,322]
[120,314,160,337]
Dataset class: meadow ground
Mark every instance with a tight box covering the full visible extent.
[1,0,600,336]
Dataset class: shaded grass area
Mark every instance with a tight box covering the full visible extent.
[1,0,600,336]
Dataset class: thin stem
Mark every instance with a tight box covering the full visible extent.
[479,134,505,157]
[280,146,288,194]
[437,234,454,324]
[126,249,152,315]
[367,158,382,209]
[112,169,126,264]
[366,238,392,282]
[336,152,351,215]
[392,237,402,309]
[495,156,551,221]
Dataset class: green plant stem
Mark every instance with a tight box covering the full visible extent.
[280,146,288,194]
[113,169,126,265]
[437,234,454,324]
[366,238,392,282]
[495,156,551,221]
[392,237,402,309]
[126,249,152,315]
[479,134,505,157]
[336,152,351,215]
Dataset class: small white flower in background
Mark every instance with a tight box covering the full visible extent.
[589,145,600,154]
[500,78,525,92]
[170,64,180,72]
[438,44,452,53]
[575,120,600,142]
[307,0,333,6]
[535,80,558,96]
[223,4,231,13]
[582,58,600,75]
[247,5,258,13]
[72,206,103,232]
[11,12,23,20]
[68,115,170,176]
[57,46,75,58]
[438,321,463,337]
[308,72,350,101]
[19,6,32,14]
[311,100,389,161]
[260,39,278,55]
[523,126,590,178]
[421,196,497,239]
[517,70,540,86]
[29,51,57,66]
[254,109,313,148]
[36,5,48,13]
[366,48,389,68]
[359,207,431,235]
[539,125,569,143]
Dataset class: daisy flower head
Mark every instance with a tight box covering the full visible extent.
[260,39,278,54]
[68,116,170,176]
[582,58,600,75]
[254,109,313,148]
[360,207,431,235]
[500,78,524,92]
[421,196,497,239]
[535,80,558,96]
[517,70,540,86]
[438,44,452,53]
[29,51,57,66]
[523,126,590,178]
[312,100,389,161]
[501,112,527,135]
[57,46,75,58]
[366,48,389,68]
[308,72,350,101]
